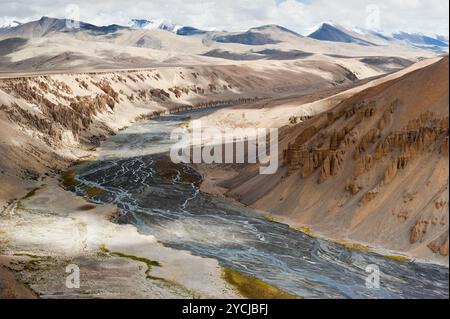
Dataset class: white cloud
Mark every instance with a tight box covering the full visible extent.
[0,0,448,36]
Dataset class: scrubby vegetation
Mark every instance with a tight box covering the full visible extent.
[222,268,300,299]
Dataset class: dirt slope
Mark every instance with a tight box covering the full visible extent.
[220,57,449,264]
[0,59,367,211]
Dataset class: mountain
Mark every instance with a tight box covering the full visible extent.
[308,23,449,53]
[128,18,208,36]
[212,57,449,263]
[0,16,440,73]
[129,18,181,33]
[435,35,449,44]
[176,26,207,36]
[0,20,22,29]
[0,16,126,37]
[308,23,376,46]
[392,32,449,49]
[206,24,303,46]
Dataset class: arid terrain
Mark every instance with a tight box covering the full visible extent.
[197,57,449,265]
[0,16,448,298]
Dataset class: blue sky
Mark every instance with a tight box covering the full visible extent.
[0,0,448,36]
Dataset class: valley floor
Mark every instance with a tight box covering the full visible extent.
[0,57,448,298]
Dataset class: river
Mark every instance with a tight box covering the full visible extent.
[70,109,449,299]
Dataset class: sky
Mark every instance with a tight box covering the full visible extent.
[0,0,448,36]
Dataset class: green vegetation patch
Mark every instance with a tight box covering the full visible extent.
[336,239,372,253]
[292,226,315,238]
[336,240,412,262]
[223,268,301,299]
[61,169,80,190]
[13,253,55,272]
[99,245,161,278]
[155,159,201,185]
[82,185,104,199]
[61,169,103,199]
[383,254,412,263]
[21,187,41,200]
[263,215,282,224]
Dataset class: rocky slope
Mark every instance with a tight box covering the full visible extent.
[0,59,367,211]
[1,60,365,298]
[216,57,449,264]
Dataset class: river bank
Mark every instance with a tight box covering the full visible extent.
[194,164,448,267]
[57,111,448,299]
[1,109,448,298]
[0,108,302,299]
[1,59,448,298]
[0,176,245,298]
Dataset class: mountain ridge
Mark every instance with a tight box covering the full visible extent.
[1,16,447,49]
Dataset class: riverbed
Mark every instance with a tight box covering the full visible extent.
[71,109,449,299]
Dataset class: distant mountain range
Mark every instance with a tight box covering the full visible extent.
[307,22,448,52]
[391,31,449,49]
[0,20,22,29]
[308,23,376,46]
[0,16,126,37]
[129,19,182,33]
[0,17,448,53]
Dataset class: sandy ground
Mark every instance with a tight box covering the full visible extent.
[0,178,241,298]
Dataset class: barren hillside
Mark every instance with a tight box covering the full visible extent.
[0,59,369,211]
[216,57,449,264]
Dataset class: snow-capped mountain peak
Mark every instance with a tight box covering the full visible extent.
[129,19,182,33]
[392,31,449,48]
[0,20,23,29]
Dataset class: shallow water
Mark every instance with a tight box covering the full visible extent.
[72,109,449,299]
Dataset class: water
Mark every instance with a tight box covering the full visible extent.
[72,109,449,299]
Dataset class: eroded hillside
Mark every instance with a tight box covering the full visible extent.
[221,57,449,264]
[0,60,362,210]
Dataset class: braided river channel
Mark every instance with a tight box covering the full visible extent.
[70,109,449,299]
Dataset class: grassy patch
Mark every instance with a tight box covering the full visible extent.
[155,159,201,185]
[335,240,412,262]
[336,239,372,253]
[293,226,315,238]
[13,253,55,272]
[21,187,41,200]
[61,169,103,199]
[99,245,161,278]
[98,246,197,295]
[383,254,412,263]
[223,268,301,299]
[263,215,282,223]
[81,186,104,199]
[61,169,80,190]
